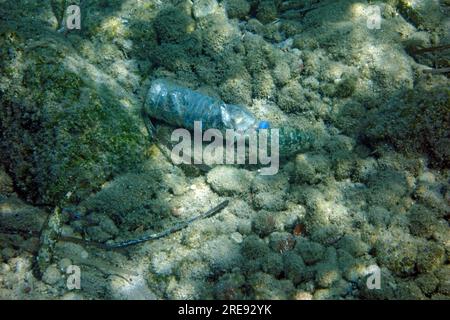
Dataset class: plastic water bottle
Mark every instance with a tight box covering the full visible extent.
[144,79,318,157]
[145,79,260,132]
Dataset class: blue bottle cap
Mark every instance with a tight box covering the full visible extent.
[258,120,270,129]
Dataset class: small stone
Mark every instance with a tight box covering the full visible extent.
[80,250,89,260]
[0,263,10,273]
[252,211,278,237]
[55,242,89,261]
[237,220,252,235]
[295,239,325,265]
[207,166,253,195]
[61,292,84,300]
[193,0,218,19]
[269,232,296,253]
[60,225,74,237]
[1,248,16,261]
[415,273,439,296]
[418,171,435,184]
[313,288,333,299]
[223,0,250,19]
[99,216,119,236]
[86,226,113,242]
[42,265,62,285]
[13,257,29,273]
[294,291,313,300]
[230,232,243,244]
[171,206,183,217]
[253,191,287,211]
[165,173,187,195]
[316,264,341,288]
[58,258,73,272]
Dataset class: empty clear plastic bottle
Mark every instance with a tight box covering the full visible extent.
[145,79,258,132]
[144,79,319,157]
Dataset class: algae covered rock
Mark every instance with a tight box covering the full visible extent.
[283,251,308,284]
[42,264,62,286]
[252,70,276,99]
[199,12,239,56]
[272,61,292,86]
[207,166,253,195]
[154,5,196,44]
[374,233,418,276]
[240,235,270,260]
[365,80,450,168]
[0,27,148,204]
[416,241,446,273]
[223,0,251,19]
[0,196,48,233]
[277,81,307,113]
[408,204,440,238]
[336,235,370,258]
[315,263,342,288]
[249,272,295,299]
[295,238,325,265]
[252,210,281,237]
[415,273,439,296]
[219,74,253,105]
[261,252,284,277]
[256,0,278,24]
[0,168,14,197]
[292,153,331,184]
[214,272,246,299]
[397,0,446,30]
[253,191,287,211]
[193,0,219,19]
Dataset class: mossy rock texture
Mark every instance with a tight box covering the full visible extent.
[0,19,148,204]
[365,81,450,168]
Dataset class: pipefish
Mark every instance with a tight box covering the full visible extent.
[59,200,229,250]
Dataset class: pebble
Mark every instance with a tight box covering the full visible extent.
[80,250,89,260]
[0,263,10,273]
[42,265,62,285]
[1,248,15,260]
[193,0,218,19]
[418,171,435,184]
[206,166,253,195]
[61,292,84,300]
[58,258,73,272]
[237,220,252,235]
[294,291,313,300]
[13,257,29,273]
[230,232,243,244]
[60,225,74,237]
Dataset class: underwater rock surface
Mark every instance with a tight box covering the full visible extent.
[0,0,449,300]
